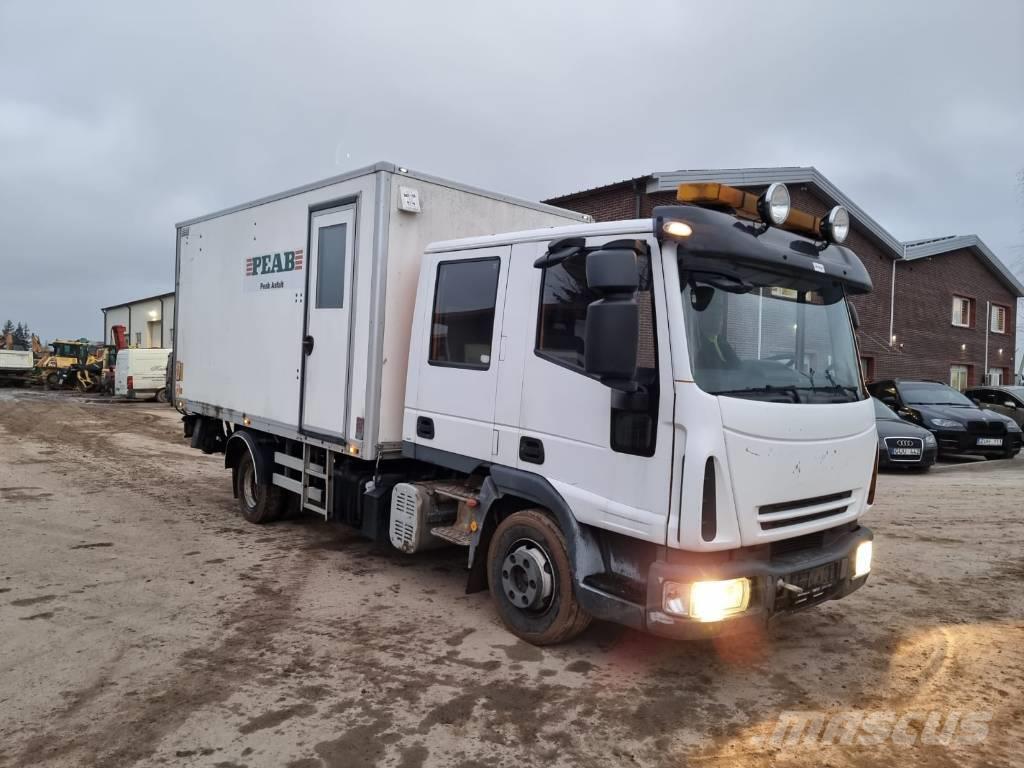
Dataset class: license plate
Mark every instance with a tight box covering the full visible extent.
[977,437,1003,446]
[890,447,921,457]
[788,561,840,592]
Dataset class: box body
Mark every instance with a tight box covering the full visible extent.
[174,163,586,458]
[0,350,33,371]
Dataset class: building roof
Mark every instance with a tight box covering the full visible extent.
[101,291,175,312]
[904,235,1024,297]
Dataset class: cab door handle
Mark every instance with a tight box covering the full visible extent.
[519,436,545,464]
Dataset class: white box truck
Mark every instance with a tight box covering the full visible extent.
[115,348,172,401]
[177,165,876,645]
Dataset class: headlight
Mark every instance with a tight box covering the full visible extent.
[663,578,751,622]
[923,433,937,446]
[853,541,872,579]
[929,418,964,429]
[821,205,850,244]
[758,183,791,226]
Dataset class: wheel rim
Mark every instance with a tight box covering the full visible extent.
[241,461,258,509]
[500,540,554,612]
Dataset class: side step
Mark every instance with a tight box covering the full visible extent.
[271,446,333,517]
[430,525,473,546]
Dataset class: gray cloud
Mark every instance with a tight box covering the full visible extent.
[1,0,1021,344]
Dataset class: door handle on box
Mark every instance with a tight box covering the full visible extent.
[303,335,315,355]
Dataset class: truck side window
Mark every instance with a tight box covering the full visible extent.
[536,249,659,456]
[428,258,501,370]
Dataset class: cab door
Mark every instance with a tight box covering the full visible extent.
[413,248,509,461]
[514,237,676,545]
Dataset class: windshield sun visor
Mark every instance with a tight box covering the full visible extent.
[654,204,873,295]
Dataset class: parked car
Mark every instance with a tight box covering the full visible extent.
[873,397,937,470]
[867,379,1022,459]
[965,385,1024,428]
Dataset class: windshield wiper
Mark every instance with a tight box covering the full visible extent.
[713,385,801,403]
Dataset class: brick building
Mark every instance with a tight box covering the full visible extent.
[544,168,1023,389]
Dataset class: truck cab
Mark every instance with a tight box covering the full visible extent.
[401,183,876,642]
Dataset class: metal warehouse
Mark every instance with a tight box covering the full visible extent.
[101,291,175,348]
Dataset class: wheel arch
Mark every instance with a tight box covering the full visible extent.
[224,429,274,498]
[465,465,603,594]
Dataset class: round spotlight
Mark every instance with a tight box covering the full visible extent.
[822,206,850,244]
[662,220,693,238]
[758,183,791,226]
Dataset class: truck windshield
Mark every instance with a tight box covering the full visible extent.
[681,276,865,404]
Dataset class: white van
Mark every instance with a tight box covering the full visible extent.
[115,348,171,401]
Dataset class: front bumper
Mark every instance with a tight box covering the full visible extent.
[933,428,1021,457]
[642,525,873,639]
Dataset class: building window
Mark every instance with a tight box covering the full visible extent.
[135,332,142,346]
[987,367,1005,386]
[950,364,970,391]
[990,304,1007,334]
[428,258,501,369]
[952,296,973,328]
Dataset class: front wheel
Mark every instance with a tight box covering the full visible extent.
[235,451,285,524]
[487,509,591,646]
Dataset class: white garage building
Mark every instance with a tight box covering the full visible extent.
[101,292,175,348]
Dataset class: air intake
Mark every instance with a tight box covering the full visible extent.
[701,458,717,542]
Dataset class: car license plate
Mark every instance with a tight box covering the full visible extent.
[977,437,1003,446]
[890,447,921,457]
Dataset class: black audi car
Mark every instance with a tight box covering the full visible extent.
[873,397,937,470]
[868,379,1023,459]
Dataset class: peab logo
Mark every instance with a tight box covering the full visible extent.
[244,249,304,293]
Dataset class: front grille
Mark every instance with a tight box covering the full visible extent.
[966,420,1006,435]
[771,530,824,557]
[761,506,848,529]
[759,491,852,516]
[758,491,853,532]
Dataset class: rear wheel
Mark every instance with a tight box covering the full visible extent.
[487,509,591,646]
[235,451,285,524]
[44,371,60,389]
[155,388,168,403]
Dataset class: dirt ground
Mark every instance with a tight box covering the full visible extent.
[0,391,1022,768]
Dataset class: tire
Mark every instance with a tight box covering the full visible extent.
[487,509,591,646]
[45,371,60,389]
[235,451,285,524]
[155,388,168,404]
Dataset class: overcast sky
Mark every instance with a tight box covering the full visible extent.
[1,0,1022,345]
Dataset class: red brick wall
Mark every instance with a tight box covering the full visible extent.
[890,249,1016,386]
[546,180,1017,387]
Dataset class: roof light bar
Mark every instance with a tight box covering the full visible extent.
[676,182,852,245]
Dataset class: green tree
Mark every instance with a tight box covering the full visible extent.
[12,322,29,349]
[1,320,13,339]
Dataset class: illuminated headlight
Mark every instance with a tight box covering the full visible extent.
[929,418,964,429]
[758,182,791,226]
[821,205,850,244]
[662,578,751,622]
[853,541,873,579]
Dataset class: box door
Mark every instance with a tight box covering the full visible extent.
[300,206,356,439]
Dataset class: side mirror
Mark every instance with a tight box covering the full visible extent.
[584,248,640,389]
[847,303,861,330]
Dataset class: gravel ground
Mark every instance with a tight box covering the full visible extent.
[0,391,1022,768]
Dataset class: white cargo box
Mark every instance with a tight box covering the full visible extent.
[174,162,588,459]
[0,350,33,371]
